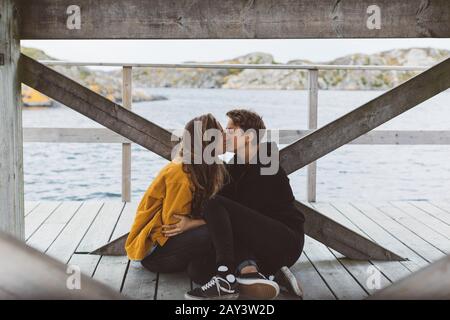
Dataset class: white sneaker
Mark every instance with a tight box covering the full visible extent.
[272,266,303,298]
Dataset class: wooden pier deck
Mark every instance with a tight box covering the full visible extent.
[23,200,450,300]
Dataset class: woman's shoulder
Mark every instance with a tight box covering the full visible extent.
[160,160,190,184]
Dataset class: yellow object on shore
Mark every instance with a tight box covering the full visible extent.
[125,160,193,260]
[22,85,53,107]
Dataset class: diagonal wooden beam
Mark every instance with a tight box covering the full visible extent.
[19,55,403,261]
[19,54,176,160]
[368,255,450,299]
[280,57,450,175]
[90,233,128,256]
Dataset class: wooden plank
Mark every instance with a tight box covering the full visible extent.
[68,253,101,277]
[391,201,450,241]
[323,202,423,278]
[26,201,82,253]
[122,66,132,202]
[280,57,450,175]
[17,0,450,39]
[373,202,450,255]
[93,255,130,292]
[303,236,367,300]
[122,261,157,300]
[37,61,429,71]
[117,202,158,299]
[312,202,406,287]
[429,201,450,217]
[0,232,124,299]
[307,69,318,202]
[351,202,445,264]
[25,201,61,240]
[76,202,125,253]
[0,0,24,239]
[369,255,450,300]
[23,128,450,145]
[290,254,336,300]
[23,127,131,143]
[157,272,191,300]
[19,54,176,160]
[45,202,104,263]
[25,201,40,216]
[67,203,125,278]
[67,202,125,279]
[92,202,137,292]
[409,201,450,226]
[294,201,404,261]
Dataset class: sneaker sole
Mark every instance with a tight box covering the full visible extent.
[280,266,303,298]
[184,293,240,300]
[237,279,280,300]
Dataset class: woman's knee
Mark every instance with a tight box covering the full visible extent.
[202,194,228,218]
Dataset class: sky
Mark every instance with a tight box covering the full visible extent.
[21,39,450,70]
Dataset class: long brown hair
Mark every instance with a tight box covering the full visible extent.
[178,113,228,217]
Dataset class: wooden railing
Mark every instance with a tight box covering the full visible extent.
[24,61,447,202]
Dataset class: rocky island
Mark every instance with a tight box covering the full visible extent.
[21,46,449,108]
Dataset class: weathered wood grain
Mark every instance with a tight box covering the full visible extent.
[0,231,124,299]
[0,0,24,239]
[295,201,404,261]
[17,0,450,39]
[351,202,445,264]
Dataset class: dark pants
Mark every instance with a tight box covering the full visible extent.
[140,224,213,273]
[142,195,305,285]
[189,195,305,284]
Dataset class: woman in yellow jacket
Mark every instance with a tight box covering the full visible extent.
[125,114,227,273]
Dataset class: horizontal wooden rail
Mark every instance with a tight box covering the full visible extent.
[22,128,450,145]
[17,0,450,39]
[38,60,429,71]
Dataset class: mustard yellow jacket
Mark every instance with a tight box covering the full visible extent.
[125,160,193,260]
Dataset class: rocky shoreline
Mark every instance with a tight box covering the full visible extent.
[22,47,449,99]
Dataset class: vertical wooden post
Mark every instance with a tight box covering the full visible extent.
[0,0,24,239]
[121,66,132,202]
[307,69,318,202]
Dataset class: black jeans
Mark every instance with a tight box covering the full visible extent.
[140,224,213,273]
[189,195,305,283]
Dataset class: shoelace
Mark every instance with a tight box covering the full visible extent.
[201,276,221,292]
[201,276,234,295]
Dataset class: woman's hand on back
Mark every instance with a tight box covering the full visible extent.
[162,214,205,237]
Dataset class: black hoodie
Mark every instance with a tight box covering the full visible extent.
[218,142,305,233]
